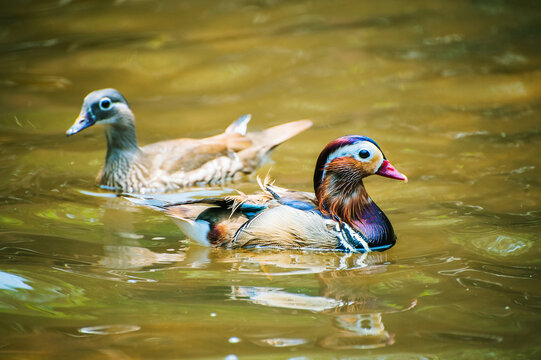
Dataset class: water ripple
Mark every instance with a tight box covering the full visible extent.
[430,331,503,344]
[254,337,308,348]
[79,324,140,335]
[0,270,32,291]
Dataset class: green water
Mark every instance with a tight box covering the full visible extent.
[1,0,540,359]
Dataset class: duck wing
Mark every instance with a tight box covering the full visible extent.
[230,204,337,250]
[259,178,318,211]
[137,116,312,188]
[162,197,336,250]
[163,193,275,247]
[141,138,230,172]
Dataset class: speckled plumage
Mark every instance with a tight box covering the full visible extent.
[133,135,407,252]
[67,89,312,193]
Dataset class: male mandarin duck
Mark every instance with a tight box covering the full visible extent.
[66,89,312,193]
[134,135,407,252]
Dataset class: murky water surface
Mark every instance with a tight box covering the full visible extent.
[1,0,540,359]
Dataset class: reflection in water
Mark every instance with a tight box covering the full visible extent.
[230,254,416,350]
[79,324,141,335]
[0,270,33,291]
[232,286,341,312]
[253,337,308,348]
[209,247,392,275]
[223,251,421,350]
[430,330,503,344]
[98,245,185,270]
[97,197,187,270]
[319,313,393,350]
[230,284,398,349]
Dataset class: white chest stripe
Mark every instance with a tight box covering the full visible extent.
[335,223,357,252]
[334,223,372,253]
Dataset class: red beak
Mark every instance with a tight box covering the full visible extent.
[376,160,408,182]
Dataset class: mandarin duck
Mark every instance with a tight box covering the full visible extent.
[66,89,312,193]
[133,135,407,252]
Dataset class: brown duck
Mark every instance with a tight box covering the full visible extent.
[66,89,312,193]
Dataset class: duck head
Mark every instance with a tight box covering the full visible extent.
[313,135,407,224]
[66,89,133,137]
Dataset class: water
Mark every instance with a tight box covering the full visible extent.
[1,0,540,359]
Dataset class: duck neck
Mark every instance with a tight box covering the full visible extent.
[316,173,395,251]
[104,122,140,159]
[101,121,142,188]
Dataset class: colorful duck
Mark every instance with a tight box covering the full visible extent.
[66,89,312,193]
[135,135,407,252]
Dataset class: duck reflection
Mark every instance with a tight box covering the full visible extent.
[98,245,185,270]
[86,189,238,270]
[231,284,395,349]
[211,249,391,274]
[320,313,394,350]
[96,196,187,270]
[318,265,417,349]
[231,285,341,312]
[228,252,416,350]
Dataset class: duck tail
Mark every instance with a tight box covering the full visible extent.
[256,119,313,149]
[233,119,312,170]
[122,193,171,211]
[125,194,215,247]
[225,114,251,136]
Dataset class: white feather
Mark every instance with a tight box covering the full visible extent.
[172,219,211,247]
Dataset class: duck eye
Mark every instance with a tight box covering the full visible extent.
[359,149,370,159]
[99,98,112,111]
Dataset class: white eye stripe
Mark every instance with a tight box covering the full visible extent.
[326,143,375,164]
[320,141,383,181]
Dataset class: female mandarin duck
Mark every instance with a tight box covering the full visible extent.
[66,89,312,193]
[137,135,407,252]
